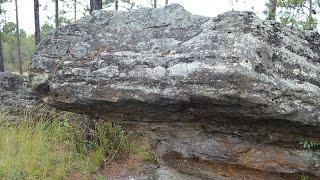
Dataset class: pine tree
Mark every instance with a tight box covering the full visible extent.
[14,0,23,75]
[267,0,277,20]
[55,0,59,29]
[153,0,157,8]
[115,0,118,10]
[34,0,41,45]
[74,0,77,22]
[0,0,6,72]
[90,0,102,13]
[0,32,4,72]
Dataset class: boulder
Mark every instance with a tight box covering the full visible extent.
[126,121,320,179]
[30,4,320,126]
[0,72,37,112]
[29,4,320,179]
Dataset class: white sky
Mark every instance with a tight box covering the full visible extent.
[2,0,267,34]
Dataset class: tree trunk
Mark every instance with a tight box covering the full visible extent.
[74,0,77,22]
[0,32,4,72]
[90,0,102,13]
[309,0,313,16]
[308,0,314,29]
[165,0,168,6]
[153,0,157,8]
[0,4,4,72]
[34,0,41,45]
[55,0,59,29]
[268,0,277,20]
[115,0,118,10]
[15,0,23,75]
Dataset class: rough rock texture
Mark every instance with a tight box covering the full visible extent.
[0,72,37,112]
[30,5,320,126]
[153,167,198,180]
[29,4,320,179]
[125,121,320,179]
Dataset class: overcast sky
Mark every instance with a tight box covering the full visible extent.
[2,0,267,34]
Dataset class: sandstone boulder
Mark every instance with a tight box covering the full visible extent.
[29,4,320,179]
[30,4,320,126]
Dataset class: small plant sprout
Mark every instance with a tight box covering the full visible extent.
[299,140,320,150]
[267,132,274,140]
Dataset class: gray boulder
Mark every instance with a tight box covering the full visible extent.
[30,4,320,126]
[29,4,320,179]
[0,72,37,112]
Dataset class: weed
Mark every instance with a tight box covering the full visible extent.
[135,147,158,163]
[300,173,308,180]
[299,140,320,150]
[266,132,274,141]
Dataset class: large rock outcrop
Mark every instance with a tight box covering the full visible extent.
[30,5,320,126]
[30,4,320,179]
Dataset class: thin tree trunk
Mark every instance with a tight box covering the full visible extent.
[90,0,102,13]
[98,0,102,10]
[74,0,77,22]
[308,0,314,29]
[55,0,59,29]
[309,0,313,16]
[153,0,157,8]
[268,0,277,20]
[0,4,4,72]
[15,0,23,75]
[34,0,41,45]
[165,0,168,6]
[115,0,118,10]
[0,32,4,72]
[90,0,93,13]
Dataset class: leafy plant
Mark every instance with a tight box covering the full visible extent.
[266,132,274,141]
[300,173,308,180]
[299,140,320,149]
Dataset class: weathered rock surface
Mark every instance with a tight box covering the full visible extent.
[29,4,320,179]
[30,4,320,126]
[153,167,198,180]
[125,121,320,179]
[0,72,37,112]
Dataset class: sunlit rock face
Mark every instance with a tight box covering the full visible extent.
[29,4,320,178]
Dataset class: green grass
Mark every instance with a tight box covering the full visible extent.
[0,107,135,179]
[134,147,158,163]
